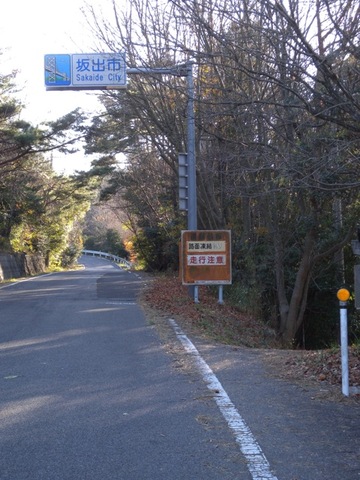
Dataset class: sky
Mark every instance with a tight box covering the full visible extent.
[1,0,111,174]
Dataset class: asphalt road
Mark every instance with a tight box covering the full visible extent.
[1,256,359,480]
[0,256,252,480]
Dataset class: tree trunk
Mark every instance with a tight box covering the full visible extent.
[273,223,289,336]
[281,228,317,342]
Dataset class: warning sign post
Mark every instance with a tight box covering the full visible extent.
[181,230,232,285]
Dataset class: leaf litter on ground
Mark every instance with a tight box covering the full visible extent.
[141,273,360,403]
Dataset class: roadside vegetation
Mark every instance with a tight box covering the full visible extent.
[0,68,102,269]
[81,0,360,349]
[2,0,360,355]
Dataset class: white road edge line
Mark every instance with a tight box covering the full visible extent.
[0,272,55,290]
[168,318,278,480]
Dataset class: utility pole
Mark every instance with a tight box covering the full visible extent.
[185,62,197,231]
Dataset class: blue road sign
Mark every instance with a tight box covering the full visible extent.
[45,53,127,90]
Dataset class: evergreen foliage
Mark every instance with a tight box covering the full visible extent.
[0,64,98,268]
[84,227,129,259]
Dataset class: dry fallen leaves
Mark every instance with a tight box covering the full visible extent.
[141,273,360,399]
[142,273,278,348]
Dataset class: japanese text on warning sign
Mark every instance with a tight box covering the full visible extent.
[181,231,231,285]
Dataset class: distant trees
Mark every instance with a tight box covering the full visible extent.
[83,208,129,259]
[84,227,128,258]
[84,0,360,344]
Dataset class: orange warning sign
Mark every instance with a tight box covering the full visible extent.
[181,230,232,285]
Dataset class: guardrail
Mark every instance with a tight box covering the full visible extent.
[81,250,132,269]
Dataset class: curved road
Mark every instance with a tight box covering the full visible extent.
[1,256,359,480]
[0,256,249,479]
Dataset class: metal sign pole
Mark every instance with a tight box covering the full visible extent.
[126,63,196,231]
[186,62,197,231]
[126,63,198,302]
[185,62,198,303]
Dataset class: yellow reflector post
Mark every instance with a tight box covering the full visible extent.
[337,288,350,302]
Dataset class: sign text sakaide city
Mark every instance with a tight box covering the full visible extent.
[44,53,126,90]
